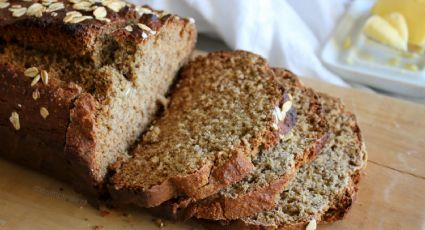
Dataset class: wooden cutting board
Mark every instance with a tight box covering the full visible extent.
[0,78,424,230]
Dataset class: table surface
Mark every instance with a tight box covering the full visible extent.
[0,78,424,230]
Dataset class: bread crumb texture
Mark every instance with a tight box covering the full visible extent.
[111,51,284,196]
[241,94,367,228]
[221,71,324,198]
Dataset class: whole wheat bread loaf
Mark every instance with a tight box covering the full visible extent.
[154,68,328,220]
[0,0,196,199]
[109,51,297,207]
[207,93,367,230]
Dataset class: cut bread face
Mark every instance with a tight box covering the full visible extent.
[158,69,329,220]
[0,2,196,198]
[210,93,367,230]
[109,51,296,207]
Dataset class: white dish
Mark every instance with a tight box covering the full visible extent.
[321,0,425,98]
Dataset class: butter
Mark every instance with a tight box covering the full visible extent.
[372,0,425,51]
[363,15,407,51]
[385,13,408,44]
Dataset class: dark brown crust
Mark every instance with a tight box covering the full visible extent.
[64,92,101,197]
[148,68,328,220]
[0,1,174,61]
[208,170,363,230]
[0,62,102,198]
[203,93,367,230]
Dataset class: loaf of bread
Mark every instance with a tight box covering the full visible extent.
[0,0,196,199]
[0,3,367,227]
[154,68,329,220]
[109,51,297,207]
[207,92,367,230]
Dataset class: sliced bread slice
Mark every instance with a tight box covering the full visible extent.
[155,69,328,220]
[109,51,296,207]
[208,93,367,230]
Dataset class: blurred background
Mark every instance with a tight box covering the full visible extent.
[134,0,425,105]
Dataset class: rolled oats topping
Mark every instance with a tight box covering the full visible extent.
[69,15,92,23]
[93,6,107,19]
[9,6,27,17]
[32,89,40,101]
[273,107,284,121]
[24,67,39,78]
[41,70,49,85]
[40,107,49,119]
[69,0,82,4]
[63,10,82,23]
[124,25,133,32]
[137,23,156,35]
[46,2,64,12]
[42,0,57,5]
[102,0,125,12]
[0,0,172,28]
[30,74,41,87]
[72,1,92,11]
[0,2,10,9]
[305,219,317,230]
[26,3,45,17]
[9,111,20,130]
[134,5,153,16]
[281,100,292,114]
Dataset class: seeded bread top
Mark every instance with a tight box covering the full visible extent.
[0,0,193,61]
[110,51,291,205]
[240,94,367,229]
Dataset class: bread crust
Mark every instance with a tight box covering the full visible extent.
[205,170,363,230]
[0,62,103,198]
[0,2,178,61]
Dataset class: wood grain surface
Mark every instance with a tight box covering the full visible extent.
[0,77,424,230]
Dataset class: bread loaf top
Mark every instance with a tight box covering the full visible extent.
[0,0,193,61]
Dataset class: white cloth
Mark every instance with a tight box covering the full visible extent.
[133,0,351,86]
